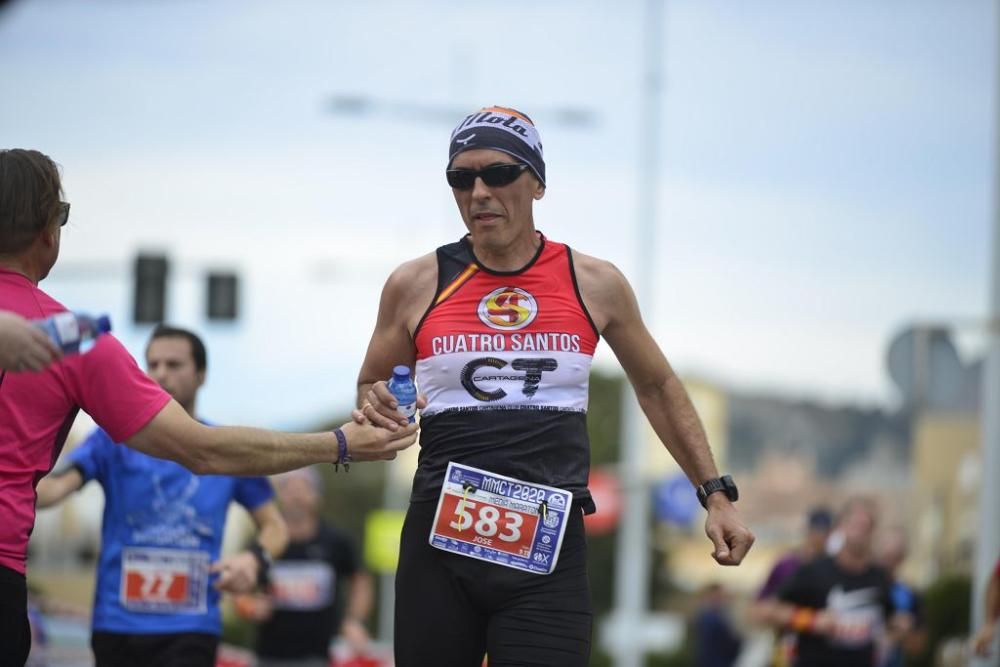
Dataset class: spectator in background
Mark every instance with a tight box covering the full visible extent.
[750,506,833,667]
[875,526,926,666]
[971,554,1000,658]
[238,467,373,667]
[758,507,834,600]
[757,497,904,667]
[694,582,743,667]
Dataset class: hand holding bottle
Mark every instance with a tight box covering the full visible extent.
[355,365,428,430]
[0,311,62,372]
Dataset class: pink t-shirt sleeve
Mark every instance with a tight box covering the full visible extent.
[57,334,171,443]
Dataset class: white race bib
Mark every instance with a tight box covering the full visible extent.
[120,547,209,614]
[429,462,573,575]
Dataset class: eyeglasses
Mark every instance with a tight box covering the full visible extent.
[446,163,528,191]
[54,202,70,227]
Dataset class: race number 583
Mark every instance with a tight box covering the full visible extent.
[450,500,524,542]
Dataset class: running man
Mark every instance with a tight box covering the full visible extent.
[758,497,904,667]
[239,467,374,667]
[36,326,289,666]
[356,106,755,666]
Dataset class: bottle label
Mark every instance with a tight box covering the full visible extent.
[397,401,417,420]
[51,312,80,346]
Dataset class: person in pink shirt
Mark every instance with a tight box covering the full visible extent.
[0,148,419,667]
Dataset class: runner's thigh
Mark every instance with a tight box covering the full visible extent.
[485,509,592,667]
[394,502,488,667]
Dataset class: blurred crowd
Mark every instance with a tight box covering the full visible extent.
[690,499,999,667]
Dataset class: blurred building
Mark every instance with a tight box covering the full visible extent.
[653,376,914,595]
[889,326,983,585]
[909,413,981,584]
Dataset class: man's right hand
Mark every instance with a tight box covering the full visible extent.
[356,380,428,430]
[339,419,419,461]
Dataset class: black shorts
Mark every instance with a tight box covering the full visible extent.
[0,565,30,667]
[91,630,219,667]
[394,500,592,667]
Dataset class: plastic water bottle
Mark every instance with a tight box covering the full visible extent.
[387,365,417,423]
[34,312,112,355]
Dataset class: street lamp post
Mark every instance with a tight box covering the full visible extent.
[610,1,663,666]
[971,3,1000,662]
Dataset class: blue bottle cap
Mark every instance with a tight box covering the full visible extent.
[392,365,411,379]
[96,315,112,334]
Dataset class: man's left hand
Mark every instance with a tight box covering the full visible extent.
[704,495,754,566]
[210,552,259,593]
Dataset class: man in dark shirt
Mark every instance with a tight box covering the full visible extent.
[239,467,373,667]
[759,497,901,667]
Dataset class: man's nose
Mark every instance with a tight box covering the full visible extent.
[471,176,492,200]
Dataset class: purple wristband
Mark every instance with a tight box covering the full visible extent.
[333,427,350,472]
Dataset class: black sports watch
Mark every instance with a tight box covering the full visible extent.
[696,475,739,509]
[247,542,272,588]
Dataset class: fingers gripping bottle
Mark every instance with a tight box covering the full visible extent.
[387,365,417,423]
[34,312,112,355]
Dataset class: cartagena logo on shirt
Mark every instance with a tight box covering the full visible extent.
[478,287,537,331]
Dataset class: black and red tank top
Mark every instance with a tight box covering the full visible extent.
[412,233,600,510]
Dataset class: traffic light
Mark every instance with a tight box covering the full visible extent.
[133,254,168,324]
[206,272,239,321]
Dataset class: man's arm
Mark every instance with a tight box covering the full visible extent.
[356,255,436,426]
[35,468,84,509]
[340,571,374,654]
[211,501,288,594]
[125,400,418,476]
[574,252,754,565]
[252,500,289,561]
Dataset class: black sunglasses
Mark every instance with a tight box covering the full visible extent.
[55,202,70,227]
[446,163,529,191]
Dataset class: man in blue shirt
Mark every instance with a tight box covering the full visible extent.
[36,325,289,667]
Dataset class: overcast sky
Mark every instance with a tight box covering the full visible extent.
[1,0,995,428]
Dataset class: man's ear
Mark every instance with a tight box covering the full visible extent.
[40,222,59,248]
[534,184,546,201]
[196,370,207,390]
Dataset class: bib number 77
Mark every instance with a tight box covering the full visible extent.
[450,500,524,542]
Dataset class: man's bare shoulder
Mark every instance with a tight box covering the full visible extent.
[570,249,634,332]
[381,252,439,329]
[384,252,437,297]
[571,249,630,298]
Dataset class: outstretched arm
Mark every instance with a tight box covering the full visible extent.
[125,400,418,476]
[574,252,754,565]
[35,467,84,509]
